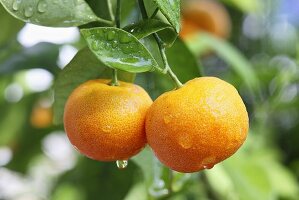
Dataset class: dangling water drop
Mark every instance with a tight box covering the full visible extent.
[120,33,132,44]
[24,6,34,17]
[116,160,128,169]
[203,164,214,169]
[37,0,48,13]
[12,0,22,11]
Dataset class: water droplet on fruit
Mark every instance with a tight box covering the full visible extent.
[163,115,171,124]
[107,30,116,41]
[37,1,47,13]
[178,135,192,149]
[91,40,99,51]
[24,6,34,17]
[102,125,112,133]
[120,33,132,44]
[116,160,128,169]
[12,0,21,11]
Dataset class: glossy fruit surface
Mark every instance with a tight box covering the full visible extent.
[146,77,248,172]
[64,79,152,161]
[180,0,231,39]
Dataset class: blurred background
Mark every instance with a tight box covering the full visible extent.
[0,0,299,199]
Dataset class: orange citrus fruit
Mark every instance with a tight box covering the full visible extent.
[64,79,152,161]
[180,0,231,39]
[146,77,248,172]
[30,105,53,128]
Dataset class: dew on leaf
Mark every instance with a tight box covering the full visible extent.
[24,6,34,17]
[12,0,22,11]
[107,30,116,41]
[91,40,99,51]
[37,0,48,13]
[119,33,132,44]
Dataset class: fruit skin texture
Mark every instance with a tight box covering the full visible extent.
[64,79,152,161]
[146,77,249,173]
[180,0,231,40]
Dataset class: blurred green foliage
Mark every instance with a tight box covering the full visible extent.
[0,0,299,200]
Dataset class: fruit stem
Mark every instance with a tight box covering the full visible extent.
[138,0,183,89]
[150,8,159,19]
[109,0,121,86]
[116,0,121,28]
[109,69,120,86]
[155,34,183,88]
[96,18,114,26]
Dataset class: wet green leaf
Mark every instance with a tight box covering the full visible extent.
[153,0,180,33]
[53,47,135,124]
[81,27,158,73]
[124,19,177,47]
[0,0,103,27]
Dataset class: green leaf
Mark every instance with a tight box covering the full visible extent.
[53,47,135,124]
[81,27,158,73]
[221,0,260,13]
[0,42,60,75]
[204,165,237,200]
[153,0,180,33]
[132,147,154,186]
[186,33,260,96]
[0,4,24,46]
[85,0,113,21]
[136,37,202,99]
[0,0,103,27]
[53,158,139,200]
[253,150,299,199]
[223,153,274,200]
[124,19,177,47]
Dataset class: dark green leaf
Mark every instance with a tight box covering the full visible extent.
[0,42,60,75]
[0,0,103,27]
[85,0,113,21]
[124,19,177,47]
[53,47,134,124]
[81,27,158,73]
[153,0,180,33]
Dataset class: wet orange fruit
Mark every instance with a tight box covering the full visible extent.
[64,79,152,161]
[180,0,231,39]
[146,77,248,172]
